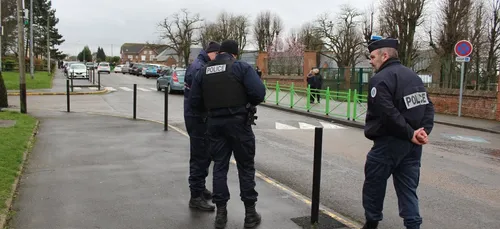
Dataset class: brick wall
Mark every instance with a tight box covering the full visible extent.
[427,88,498,120]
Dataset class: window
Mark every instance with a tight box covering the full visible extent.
[149,50,153,54]
[141,55,146,61]
[144,50,148,54]
[150,55,156,60]
[135,55,138,59]
[128,55,133,59]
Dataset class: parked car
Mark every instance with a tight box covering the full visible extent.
[97,62,111,74]
[69,63,88,77]
[122,63,133,74]
[144,64,163,78]
[85,62,95,70]
[130,63,144,76]
[156,68,186,93]
[114,64,123,73]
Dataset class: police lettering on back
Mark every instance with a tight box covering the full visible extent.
[206,64,226,74]
[404,92,429,109]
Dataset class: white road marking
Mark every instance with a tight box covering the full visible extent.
[89,87,98,90]
[137,87,151,92]
[299,122,316,129]
[73,87,82,90]
[105,87,117,91]
[149,88,157,91]
[119,87,133,91]
[320,122,346,129]
[275,122,298,130]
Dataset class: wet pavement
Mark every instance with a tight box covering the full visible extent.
[9,111,351,229]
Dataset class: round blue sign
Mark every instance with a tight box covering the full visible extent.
[455,40,473,57]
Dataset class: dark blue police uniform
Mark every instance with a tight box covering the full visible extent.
[362,38,434,229]
[189,40,265,229]
[184,42,220,211]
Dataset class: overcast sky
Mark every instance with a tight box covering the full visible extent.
[52,0,438,56]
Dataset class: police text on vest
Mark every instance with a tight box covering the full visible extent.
[206,64,226,74]
[403,92,429,109]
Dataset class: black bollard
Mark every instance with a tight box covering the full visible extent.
[66,79,70,112]
[98,71,101,90]
[133,84,137,119]
[311,127,323,225]
[164,90,168,131]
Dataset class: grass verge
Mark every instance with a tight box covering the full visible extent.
[3,72,53,90]
[0,110,37,226]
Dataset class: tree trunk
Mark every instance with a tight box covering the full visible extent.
[0,72,9,108]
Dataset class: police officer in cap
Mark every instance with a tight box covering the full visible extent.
[184,41,221,211]
[189,39,265,229]
[362,36,434,229]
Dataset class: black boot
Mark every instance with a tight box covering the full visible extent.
[214,204,228,229]
[189,197,215,211]
[362,221,378,229]
[244,203,261,228]
[203,188,213,200]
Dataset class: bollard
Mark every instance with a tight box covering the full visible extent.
[164,90,168,131]
[66,79,70,112]
[70,74,74,92]
[133,84,137,119]
[310,127,323,225]
[98,71,101,90]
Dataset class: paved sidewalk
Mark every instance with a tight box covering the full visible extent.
[9,111,351,229]
[7,70,106,95]
[263,89,500,134]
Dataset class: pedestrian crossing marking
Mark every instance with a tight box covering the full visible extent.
[73,87,82,90]
[149,88,157,91]
[89,87,98,90]
[320,122,346,129]
[119,87,133,91]
[138,87,151,92]
[105,87,117,91]
[275,122,298,129]
[299,122,316,129]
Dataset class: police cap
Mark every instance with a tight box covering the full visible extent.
[219,40,239,56]
[205,41,221,53]
[368,36,399,53]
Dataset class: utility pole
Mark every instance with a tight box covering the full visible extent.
[17,0,27,113]
[29,0,34,78]
[0,0,3,72]
[47,10,50,75]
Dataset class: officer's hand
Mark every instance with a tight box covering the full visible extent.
[411,128,427,145]
[417,129,428,144]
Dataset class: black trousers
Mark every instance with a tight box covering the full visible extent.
[362,136,423,229]
[206,115,258,206]
[185,116,211,198]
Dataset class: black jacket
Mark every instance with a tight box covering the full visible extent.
[364,58,435,141]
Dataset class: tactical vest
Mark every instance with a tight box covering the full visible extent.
[202,60,248,110]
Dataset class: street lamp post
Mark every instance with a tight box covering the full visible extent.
[17,0,27,113]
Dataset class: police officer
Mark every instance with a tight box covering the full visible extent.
[189,39,266,229]
[184,41,220,211]
[362,36,434,229]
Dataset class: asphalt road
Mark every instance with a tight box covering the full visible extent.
[11,71,500,229]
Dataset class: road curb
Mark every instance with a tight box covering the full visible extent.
[260,103,500,134]
[433,120,500,134]
[7,88,109,96]
[0,119,40,229]
[260,102,365,129]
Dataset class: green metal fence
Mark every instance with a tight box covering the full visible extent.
[263,80,367,122]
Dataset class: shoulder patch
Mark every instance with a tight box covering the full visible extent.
[206,64,226,74]
[370,87,377,98]
[403,92,429,109]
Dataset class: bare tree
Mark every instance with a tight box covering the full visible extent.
[315,5,364,68]
[361,5,375,59]
[486,0,500,89]
[253,11,284,51]
[199,22,224,49]
[467,0,487,89]
[379,0,427,67]
[158,9,203,67]
[297,22,323,51]
[429,0,474,88]
[268,35,305,75]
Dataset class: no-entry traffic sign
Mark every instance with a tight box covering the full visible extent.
[455,40,473,57]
